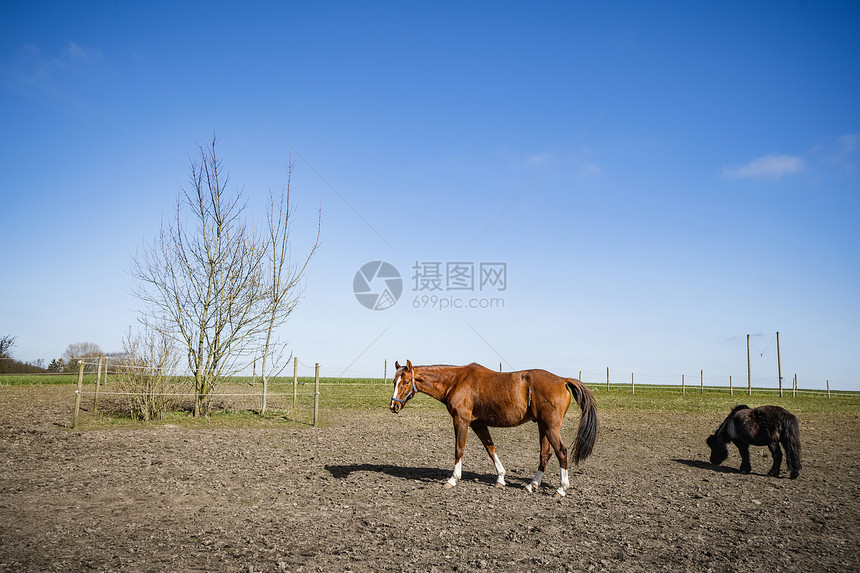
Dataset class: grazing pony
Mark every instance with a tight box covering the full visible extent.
[707,405,801,479]
[389,360,598,496]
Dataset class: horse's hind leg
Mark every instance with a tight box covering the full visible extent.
[544,424,569,497]
[472,423,506,488]
[767,442,783,477]
[526,427,553,493]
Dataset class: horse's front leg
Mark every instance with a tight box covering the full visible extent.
[736,442,752,474]
[446,416,470,488]
[472,423,506,488]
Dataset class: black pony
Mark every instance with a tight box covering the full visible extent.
[706,405,801,479]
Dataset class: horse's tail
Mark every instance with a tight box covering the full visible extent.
[780,412,802,477]
[566,379,598,465]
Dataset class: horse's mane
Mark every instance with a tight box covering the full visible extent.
[714,405,751,437]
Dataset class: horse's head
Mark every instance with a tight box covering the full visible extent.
[390,360,416,414]
[706,434,728,465]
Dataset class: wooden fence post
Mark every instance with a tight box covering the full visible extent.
[292,356,298,410]
[94,355,104,412]
[384,359,388,383]
[700,369,703,394]
[72,360,84,430]
[682,374,685,396]
[747,334,752,396]
[827,379,830,399]
[606,367,609,390]
[631,372,634,395]
[793,374,797,398]
[313,363,320,427]
[729,375,733,396]
[777,331,783,397]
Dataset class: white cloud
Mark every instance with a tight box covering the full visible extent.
[524,152,555,168]
[577,163,603,178]
[723,153,805,181]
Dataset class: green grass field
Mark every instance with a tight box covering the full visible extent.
[5,373,857,430]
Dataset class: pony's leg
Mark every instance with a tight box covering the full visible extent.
[526,428,552,493]
[446,416,469,488]
[544,426,569,496]
[767,442,783,477]
[736,442,752,474]
[471,424,506,487]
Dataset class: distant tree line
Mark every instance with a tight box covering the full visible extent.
[0,335,120,374]
[0,335,46,374]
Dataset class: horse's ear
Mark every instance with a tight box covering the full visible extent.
[395,361,401,370]
[406,359,413,371]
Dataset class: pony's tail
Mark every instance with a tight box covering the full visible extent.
[566,379,598,465]
[781,413,802,477]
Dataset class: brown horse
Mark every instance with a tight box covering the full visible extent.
[389,360,598,496]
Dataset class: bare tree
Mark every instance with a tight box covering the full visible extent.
[131,136,318,416]
[259,161,320,413]
[0,335,15,358]
[62,342,104,373]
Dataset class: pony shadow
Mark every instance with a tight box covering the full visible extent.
[672,458,745,475]
[325,463,492,485]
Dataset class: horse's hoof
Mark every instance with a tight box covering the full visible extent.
[443,482,455,489]
[790,472,799,479]
[494,482,506,489]
[525,484,535,493]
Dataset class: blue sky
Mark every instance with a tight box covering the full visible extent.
[2,1,858,390]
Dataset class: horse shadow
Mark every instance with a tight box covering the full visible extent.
[672,458,750,476]
[325,463,508,486]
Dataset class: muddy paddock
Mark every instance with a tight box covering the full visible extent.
[1,385,858,572]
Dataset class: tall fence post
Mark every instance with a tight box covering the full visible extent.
[827,379,831,399]
[729,375,733,396]
[700,369,703,394]
[631,372,634,395]
[499,362,502,372]
[777,331,783,397]
[606,367,609,390]
[682,374,685,396]
[384,359,388,383]
[313,363,320,427]
[793,374,797,398]
[94,355,104,412]
[72,360,84,430]
[747,334,752,396]
[292,356,298,410]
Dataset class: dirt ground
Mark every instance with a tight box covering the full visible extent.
[1,386,858,572]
